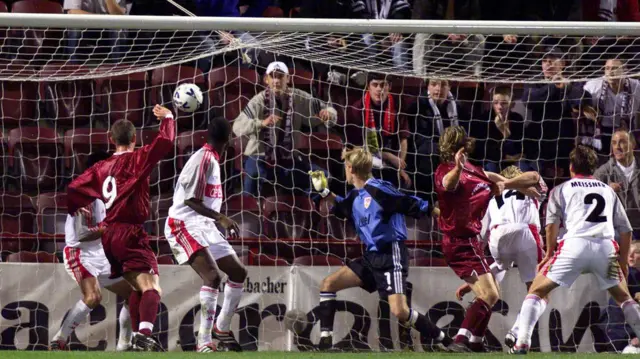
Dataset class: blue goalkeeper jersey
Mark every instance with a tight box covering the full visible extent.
[332,178,432,252]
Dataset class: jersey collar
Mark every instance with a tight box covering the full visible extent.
[203,143,220,161]
[113,150,133,156]
[573,174,595,179]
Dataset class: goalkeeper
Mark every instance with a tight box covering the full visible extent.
[308,147,450,351]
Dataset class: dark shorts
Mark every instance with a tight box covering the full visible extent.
[347,241,409,295]
[442,234,490,279]
[102,223,159,279]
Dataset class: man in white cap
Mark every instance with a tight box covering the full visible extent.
[233,61,338,197]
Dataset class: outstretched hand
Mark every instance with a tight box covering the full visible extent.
[153,104,173,120]
[308,170,328,192]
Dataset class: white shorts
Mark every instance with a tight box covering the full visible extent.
[63,245,123,288]
[489,223,544,283]
[541,237,622,290]
[165,217,235,265]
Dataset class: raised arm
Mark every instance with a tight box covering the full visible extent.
[442,148,466,191]
[137,105,176,177]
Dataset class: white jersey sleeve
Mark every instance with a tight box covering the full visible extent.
[168,147,223,222]
[546,177,632,240]
[64,199,106,248]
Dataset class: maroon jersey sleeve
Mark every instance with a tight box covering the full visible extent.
[434,162,457,194]
[67,167,101,215]
[133,115,176,178]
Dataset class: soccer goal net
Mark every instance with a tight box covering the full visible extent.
[0,14,637,352]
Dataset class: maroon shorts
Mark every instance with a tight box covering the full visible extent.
[442,234,490,279]
[102,223,158,279]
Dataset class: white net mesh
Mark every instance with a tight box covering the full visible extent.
[0,17,637,352]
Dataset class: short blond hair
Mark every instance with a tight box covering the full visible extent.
[342,147,373,180]
[500,165,523,180]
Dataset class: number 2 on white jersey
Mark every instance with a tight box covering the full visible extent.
[102,176,117,209]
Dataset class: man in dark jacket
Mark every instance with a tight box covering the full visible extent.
[521,46,588,180]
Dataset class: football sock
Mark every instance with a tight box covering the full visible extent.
[455,298,492,346]
[128,291,141,332]
[216,280,243,332]
[516,295,547,348]
[117,304,133,349]
[407,308,448,344]
[138,289,161,337]
[319,292,336,337]
[198,286,218,345]
[54,300,91,341]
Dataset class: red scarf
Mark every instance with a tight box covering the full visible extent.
[364,92,395,136]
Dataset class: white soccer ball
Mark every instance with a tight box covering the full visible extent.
[622,344,640,354]
[173,83,203,113]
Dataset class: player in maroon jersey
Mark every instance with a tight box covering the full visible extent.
[434,125,541,352]
[67,105,176,352]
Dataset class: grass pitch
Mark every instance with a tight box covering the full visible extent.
[0,352,627,359]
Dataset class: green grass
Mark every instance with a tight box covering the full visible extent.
[0,352,627,359]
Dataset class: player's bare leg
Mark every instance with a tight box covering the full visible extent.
[189,248,222,352]
[124,272,164,352]
[213,254,247,352]
[317,266,364,351]
[607,280,640,350]
[51,277,102,350]
[388,293,452,349]
[105,280,135,351]
[450,272,500,352]
[512,274,556,354]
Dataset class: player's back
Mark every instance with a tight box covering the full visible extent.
[91,153,153,224]
[67,115,176,225]
[549,177,627,240]
[435,162,493,237]
[487,190,541,230]
[168,146,223,222]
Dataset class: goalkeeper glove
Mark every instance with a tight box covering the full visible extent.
[308,170,330,198]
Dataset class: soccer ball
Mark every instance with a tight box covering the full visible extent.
[173,83,203,113]
[283,309,308,335]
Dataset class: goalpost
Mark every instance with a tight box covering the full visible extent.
[0,14,638,352]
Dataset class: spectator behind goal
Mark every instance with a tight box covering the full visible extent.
[64,0,128,63]
[345,72,411,188]
[233,61,337,197]
[594,129,640,239]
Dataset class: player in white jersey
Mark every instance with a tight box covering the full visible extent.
[512,145,640,354]
[454,166,546,348]
[164,118,246,352]
[52,152,134,351]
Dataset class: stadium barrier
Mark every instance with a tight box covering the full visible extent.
[0,263,607,352]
